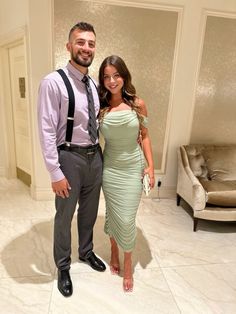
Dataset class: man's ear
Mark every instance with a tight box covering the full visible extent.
[66,42,71,52]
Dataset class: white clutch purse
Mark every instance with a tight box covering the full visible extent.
[142,173,151,196]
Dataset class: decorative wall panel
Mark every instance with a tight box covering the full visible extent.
[191,15,236,144]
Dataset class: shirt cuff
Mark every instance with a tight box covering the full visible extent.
[50,168,65,182]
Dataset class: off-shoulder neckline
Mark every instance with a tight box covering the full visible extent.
[107,109,132,113]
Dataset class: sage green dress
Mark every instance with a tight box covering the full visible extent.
[100,110,148,252]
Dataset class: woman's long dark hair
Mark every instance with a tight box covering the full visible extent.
[98,55,142,121]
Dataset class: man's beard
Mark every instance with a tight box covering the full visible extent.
[71,51,94,67]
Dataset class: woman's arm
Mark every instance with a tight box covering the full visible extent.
[138,98,155,189]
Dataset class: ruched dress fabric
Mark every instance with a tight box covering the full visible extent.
[100,110,148,252]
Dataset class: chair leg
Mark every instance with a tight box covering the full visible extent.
[176,194,181,206]
[193,217,198,232]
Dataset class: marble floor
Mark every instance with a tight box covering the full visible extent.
[0,178,236,314]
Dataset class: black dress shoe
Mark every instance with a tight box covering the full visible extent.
[58,269,73,297]
[79,251,106,272]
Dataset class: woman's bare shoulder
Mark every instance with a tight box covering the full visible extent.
[136,97,147,116]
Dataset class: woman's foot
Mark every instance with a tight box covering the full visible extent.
[110,263,120,275]
[123,252,133,292]
[110,238,120,275]
[123,277,133,292]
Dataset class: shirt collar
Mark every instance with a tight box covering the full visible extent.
[66,61,87,82]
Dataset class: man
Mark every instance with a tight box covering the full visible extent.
[38,22,106,297]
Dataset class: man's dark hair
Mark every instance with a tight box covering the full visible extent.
[68,22,96,40]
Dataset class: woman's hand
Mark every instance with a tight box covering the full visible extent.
[143,167,155,189]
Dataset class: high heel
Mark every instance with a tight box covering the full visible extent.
[110,263,120,275]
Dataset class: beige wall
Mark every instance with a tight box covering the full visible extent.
[191,15,236,144]
[0,0,28,34]
[0,0,236,199]
[0,0,54,198]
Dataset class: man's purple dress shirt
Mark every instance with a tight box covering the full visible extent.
[37,62,100,182]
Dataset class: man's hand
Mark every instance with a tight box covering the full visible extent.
[52,178,71,198]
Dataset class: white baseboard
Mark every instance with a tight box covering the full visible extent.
[30,184,176,201]
[0,166,6,177]
[146,185,176,199]
[30,184,54,200]
[101,185,176,200]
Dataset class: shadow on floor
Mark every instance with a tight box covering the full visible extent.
[1,215,152,284]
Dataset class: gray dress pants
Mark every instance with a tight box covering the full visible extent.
[54,146,103,270]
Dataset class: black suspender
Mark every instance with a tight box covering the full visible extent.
[57,69,75,145]
[56,69,99,146]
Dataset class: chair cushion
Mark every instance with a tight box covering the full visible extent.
[202,146,236,181]
[199,179,236,206]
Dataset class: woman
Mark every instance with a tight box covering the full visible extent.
[98,55,155,292]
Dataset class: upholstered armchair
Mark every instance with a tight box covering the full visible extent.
[177,144,236,231]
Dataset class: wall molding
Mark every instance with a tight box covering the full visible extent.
[204,9,236,19]
[186,9,208,143]
[0,26,26,47]
[80,0,183,11]
[187,8,236,143]
[160,7,183,174]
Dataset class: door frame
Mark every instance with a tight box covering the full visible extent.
[0,26,31,180]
